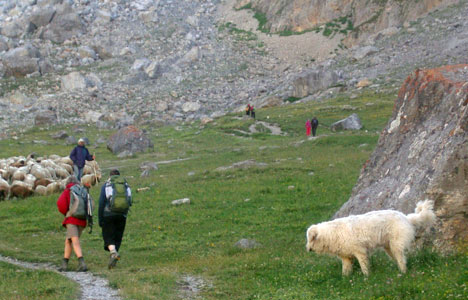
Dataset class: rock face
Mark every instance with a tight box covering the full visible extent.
[292,68,340,98]
[330,113,362,131]
[237,0,458,45]
[334,65,468,251]
[107,125,154,155]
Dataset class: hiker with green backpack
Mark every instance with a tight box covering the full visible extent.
[98,169,132,269]
[57,176,94,272]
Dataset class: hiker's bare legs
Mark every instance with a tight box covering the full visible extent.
[71,237,83,258]
[64,238,73,259]
[108,245,116,252]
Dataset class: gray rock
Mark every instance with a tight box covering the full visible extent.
[61,72,101,92]
[29,5,56,28]
[172,198,190,205]
[234,239,261,249]
[145,61,162,79]
[51,130,68,139]
[34,110,57,126]
[84,111,103,123]
[78,46,97,59]
[38,58,54,75]
[353,46,379,60]
[292,67,340,98]
[334,66,468,251]
[1,21,23,38]
[131,58,151,72]
[3,45,40,77]
[107,125,154,155]
[330,113,362,131]
[0,36,9,52]
[182,102,201,113]
[117,150,134,158]
[65,136,78,145]
[41,12,85,43]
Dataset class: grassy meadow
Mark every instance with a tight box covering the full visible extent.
[0,91,467,299]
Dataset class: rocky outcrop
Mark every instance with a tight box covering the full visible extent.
[334,65,468,251]
[236,0,458,45]
[292,67,340,98]
[330,113,362,131]
[107,126,154,155]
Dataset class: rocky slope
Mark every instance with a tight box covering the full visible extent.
[334,65,468,251]
[0,0,467,136]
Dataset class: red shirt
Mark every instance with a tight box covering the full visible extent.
[57,183,87,228]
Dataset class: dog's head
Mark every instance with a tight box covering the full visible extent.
[306,226,318,252]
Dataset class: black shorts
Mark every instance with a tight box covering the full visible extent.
[102,215,127,252]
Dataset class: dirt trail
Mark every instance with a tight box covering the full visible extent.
[217,0,342,65]
[249,121,285,135]
[0,254,121,300]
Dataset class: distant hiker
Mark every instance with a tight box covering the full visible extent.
[57,176,93,272]
[99,169,132,269]
[311,117,319,137]
[70,138,95,181]
[305,119,312,136]
[250,105,256,119]
[245,104,251,116]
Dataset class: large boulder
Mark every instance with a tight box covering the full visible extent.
[34,110,57,126]
[2,45,41,77]
[292,67,340,98]
[61,72,102,91]
[107,125,154,155]
[334,65,468,251]
[330,113,362,131]
[41,12,85,43]
[29,5,56,28]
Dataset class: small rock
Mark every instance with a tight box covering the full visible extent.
[172,198,190,206]
[234,239,261,249]
[51,130,68,139]
[356,79,371,88]
[187,171,195,176]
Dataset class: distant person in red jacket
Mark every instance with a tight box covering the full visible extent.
[56,176,88,272]
[305,119,312,136]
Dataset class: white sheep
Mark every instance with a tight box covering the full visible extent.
[35,185,48,196]
[46,182,61,195]
[81,174,101,187]
[10,181,34,198]
[0,177,9,200]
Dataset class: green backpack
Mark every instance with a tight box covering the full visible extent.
[67,185,89,220]
[106,175,132,214]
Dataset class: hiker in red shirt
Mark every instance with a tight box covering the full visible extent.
[57,176,88,272]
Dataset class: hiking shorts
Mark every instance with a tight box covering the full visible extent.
[102,215,127,251]
[66,224,84,239]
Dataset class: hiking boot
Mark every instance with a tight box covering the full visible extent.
[77,257,88,272]
[108,251,120,270]
[58,258,69,272]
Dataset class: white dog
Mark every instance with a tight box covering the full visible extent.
[306,200,436,276]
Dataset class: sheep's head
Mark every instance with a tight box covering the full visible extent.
[306,226,318,252]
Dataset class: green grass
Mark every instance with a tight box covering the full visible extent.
[0,261,78,300]
[0,91,467,299]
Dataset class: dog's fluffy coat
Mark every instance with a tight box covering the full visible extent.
[306,200,436,276]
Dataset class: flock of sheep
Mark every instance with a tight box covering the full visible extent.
[0,154,101,200]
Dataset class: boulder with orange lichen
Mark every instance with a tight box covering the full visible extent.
[334,65,468,252]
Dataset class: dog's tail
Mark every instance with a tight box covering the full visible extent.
[407,200,436,229]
